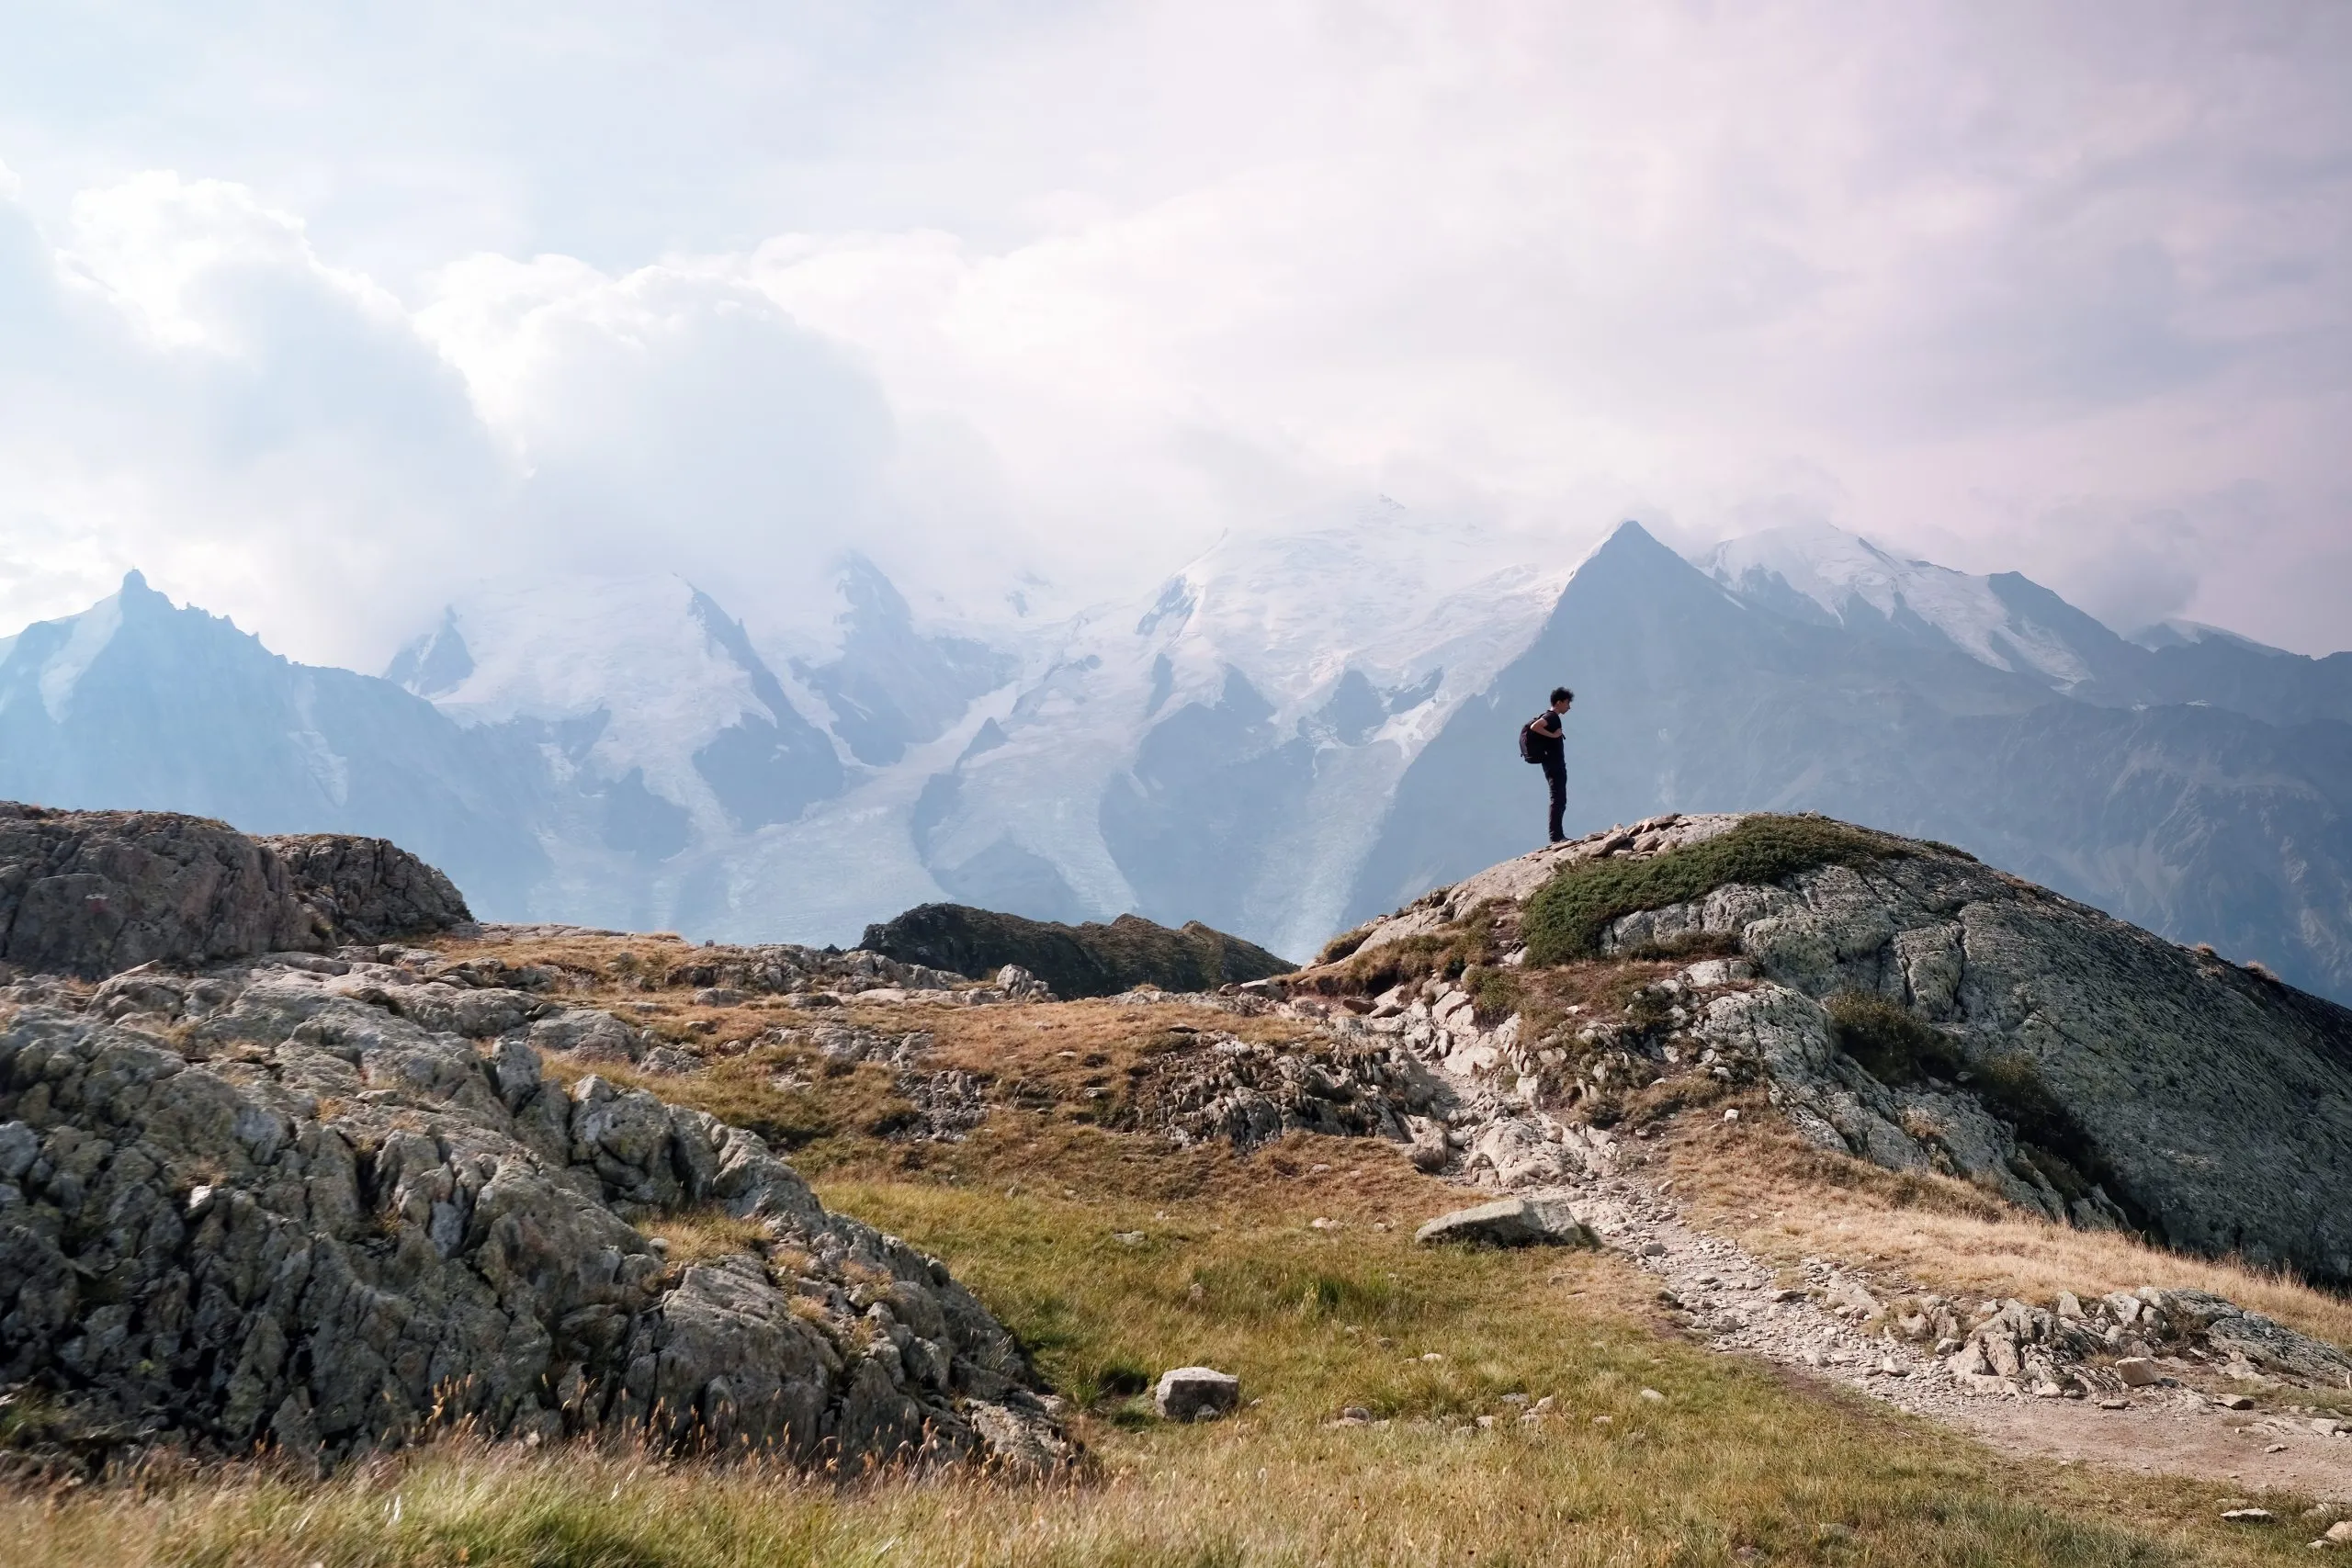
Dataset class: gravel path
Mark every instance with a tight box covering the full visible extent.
[1306,984,2352,1503]
[1551,1164,2352,1498]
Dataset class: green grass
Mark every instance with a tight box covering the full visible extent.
[1522,815,1911,966]
[2,1139,2326,1566]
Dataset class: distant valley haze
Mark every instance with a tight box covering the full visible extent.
[1,5,2347,996]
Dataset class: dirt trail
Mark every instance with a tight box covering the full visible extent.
[1280,986,2352,1503]
[1564,1165,2352,1499]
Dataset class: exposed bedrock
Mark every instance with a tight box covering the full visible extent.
[0,804,472,980]
[0,954,1066,1472]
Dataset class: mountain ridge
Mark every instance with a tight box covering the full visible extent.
[6,513,2348,999]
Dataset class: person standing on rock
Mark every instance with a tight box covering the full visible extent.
[1520,687,1573,844]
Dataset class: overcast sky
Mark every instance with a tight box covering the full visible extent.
[1,0,2347,664]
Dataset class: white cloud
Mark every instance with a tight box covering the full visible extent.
[0,1,2347,656]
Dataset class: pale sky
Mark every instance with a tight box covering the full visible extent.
[2,0,2347,663]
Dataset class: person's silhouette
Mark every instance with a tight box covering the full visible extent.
[1522,687,1573,843]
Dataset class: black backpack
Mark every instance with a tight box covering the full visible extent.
[1517,714,1548,764]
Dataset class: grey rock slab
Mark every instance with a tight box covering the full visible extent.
[1414,1196,1598,1249]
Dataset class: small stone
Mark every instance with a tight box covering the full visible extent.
[2220,1507,2273,1523]
[2098,1399,2129,1410]
[2315,1418,2349,1437]
[1640,1242,1668,1258]
[1532,1395,1555,1413]
[1592,1414,1611,1426]
[2267,1442,2289,1453]
[1310,1217,1338,1230]
[1420,1352,1445,1363]
[1154,1366,1242,1422]
[2114,1357,2163,1387]
[1187,1282,1205,1303]
[1476,1415,1496,1430]
[2326,1519,2352,1543]
[1113,1231,1147,1246]
[2218,1394,2256,1411]
[1722,1108,1739,1122]
[1638,1387,1665,1403]
[1339,1405,1372,1424]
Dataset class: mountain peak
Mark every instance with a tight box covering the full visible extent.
[1565,517,1713,594]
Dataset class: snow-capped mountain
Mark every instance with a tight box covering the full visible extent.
[916,502,1572,956]
[1695,521,2120,691]
[377,558,1012,936]
[357,502,1565,955]
[0,572,552,912]
[7,509,2350,1001]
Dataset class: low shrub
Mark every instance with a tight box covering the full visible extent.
[1316,923,1374,964]
[1466,964,1521,1024]
[1331,901,1509,995]
[1621,929,1744,963]
[1521,815,1909,965]
[1825,993,1963,1086]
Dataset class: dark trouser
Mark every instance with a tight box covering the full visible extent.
[1543,760,1566,843]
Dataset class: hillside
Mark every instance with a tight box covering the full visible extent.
[858,903,1293,998]
[10,810,2352,1563]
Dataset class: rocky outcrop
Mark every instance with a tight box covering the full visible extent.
[260,832,472,944]
[1933,1287,2352,1398]
[0,805,471,981]
[0,953,1067,1472]
[860,904,1292,999]
[1315,812,2352,1286]
[1102,1025,1440,1152]
[1628,850,2352,1283]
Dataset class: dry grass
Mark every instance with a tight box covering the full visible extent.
[5,931,2317,1562]
[539,1046,915,1171]
[420,930,695,978]
[637,1205,773,1268]
[2,1156,2330,1566]
[1655,1111,2352,1348]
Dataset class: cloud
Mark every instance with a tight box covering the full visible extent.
[0,1,2347,654]
[416,256,900,596]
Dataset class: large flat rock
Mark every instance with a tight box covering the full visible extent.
[1415,1196,1599,1248]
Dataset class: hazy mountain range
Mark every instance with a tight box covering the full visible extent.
[3,509,2346,1001]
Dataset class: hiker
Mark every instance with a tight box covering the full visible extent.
[1519,686,1574,844]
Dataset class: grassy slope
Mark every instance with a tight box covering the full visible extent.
[1521,816,1914,965]
[6,935,2342,1566]
[4,1119,2328,1566]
